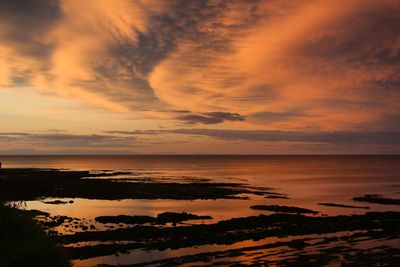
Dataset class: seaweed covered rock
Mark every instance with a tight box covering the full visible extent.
[250,205,319,214]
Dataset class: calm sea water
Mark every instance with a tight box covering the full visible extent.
[1,155,399,266]
[2,155,399,216]
[1,155,399,179]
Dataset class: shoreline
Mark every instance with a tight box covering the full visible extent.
[1,166,399,266]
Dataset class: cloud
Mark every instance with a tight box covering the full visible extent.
[0,132,137,148]
[103,130,161,135]
[0,148,136,156]
[0,0,399,140]
[1,129,399,154]
[4,128,400,147]
[104,128,400,145]
[249,110,306,123]
[148,0,266,113]
[149,0,400,129]
[169,129,400,145]
[0,0,164,112]
[0,0,60,87]
[177,112,245,124]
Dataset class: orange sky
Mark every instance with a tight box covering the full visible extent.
[0,0,399,154]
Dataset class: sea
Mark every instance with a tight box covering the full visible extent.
[1,155,399,266]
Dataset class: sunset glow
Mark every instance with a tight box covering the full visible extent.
[1,0,399,154]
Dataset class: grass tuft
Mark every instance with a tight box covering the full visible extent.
[0,201,70,267]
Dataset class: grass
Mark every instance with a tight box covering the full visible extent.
[0,201,70,267]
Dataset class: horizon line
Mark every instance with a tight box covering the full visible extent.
[0,154,399,157]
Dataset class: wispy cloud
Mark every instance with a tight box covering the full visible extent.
[0,132,138,149]
[177,112,245,124]
[0,0,399,153]
[249,110,307,123]
[1,129,399,155]
[104,129,400,145]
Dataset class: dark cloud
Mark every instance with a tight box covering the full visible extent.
[171,110,191,114]
[367,77,400,92]
[177,112,245,124]
[1,129,400,155]
[8,129,400,146]
[0,132,136,148]
[94,0,265,110]
[157,109,192,114]
[167,129,400,145]
[296,1,400,75]
[0,0,61,34]
[0,148,137,156]
[0,0,60,21]
[0,0,60,57]
[108,129,400,145]
[374,115,400,131]
[250,110,306,122]
[103,0,262,82]
[103,130,160,135]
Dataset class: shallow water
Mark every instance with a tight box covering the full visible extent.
[1,155,399,266]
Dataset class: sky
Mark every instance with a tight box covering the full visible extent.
[0,0,399,154]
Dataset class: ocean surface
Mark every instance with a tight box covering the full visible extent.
[1,155,399,266]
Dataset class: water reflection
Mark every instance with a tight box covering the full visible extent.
[2,155,399,266]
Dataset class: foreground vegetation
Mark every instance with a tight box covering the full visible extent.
[0,201,70,267]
